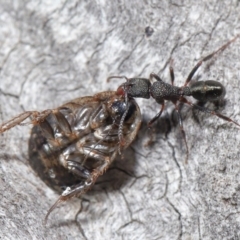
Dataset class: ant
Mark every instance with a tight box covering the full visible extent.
[108,35,240,163]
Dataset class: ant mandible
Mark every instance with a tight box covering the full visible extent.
[109,35,240,163]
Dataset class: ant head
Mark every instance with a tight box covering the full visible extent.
[117,78,151,99]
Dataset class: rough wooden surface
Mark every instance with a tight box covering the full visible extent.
[1,1,240,239]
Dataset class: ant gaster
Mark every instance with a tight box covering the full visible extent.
[109,35,240,163]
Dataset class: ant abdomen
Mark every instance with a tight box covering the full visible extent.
[190,80,226,102]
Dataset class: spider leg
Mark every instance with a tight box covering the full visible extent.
[44,154,113,224]
[0,110,52,133]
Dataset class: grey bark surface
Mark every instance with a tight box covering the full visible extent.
[1,1,240,239]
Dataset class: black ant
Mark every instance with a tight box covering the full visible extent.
[108,35,240,163]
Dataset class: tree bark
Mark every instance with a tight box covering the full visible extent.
[1,1,240,239]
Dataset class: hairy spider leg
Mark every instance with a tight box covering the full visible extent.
[44,150,114,224]
[0,110,52,133]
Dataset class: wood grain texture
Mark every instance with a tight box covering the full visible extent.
[1,1,240,239]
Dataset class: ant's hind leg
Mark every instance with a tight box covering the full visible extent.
[179,97,240,128]
[184,35,239,87]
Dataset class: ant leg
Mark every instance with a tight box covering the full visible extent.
[184,61,203,87]
[44,155,113,224]
[169,59,175,86]
[173,102,189,164]
[146,102,164,147]
[0,110,52,133]
[150,73,164,82]
[179,97,240,127]
[148,102,165,127]
[184,35,239,87]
